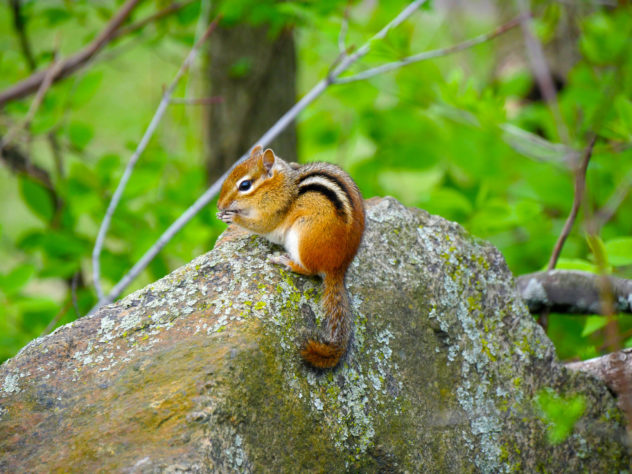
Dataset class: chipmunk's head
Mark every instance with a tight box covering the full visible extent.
[217,146,293,226]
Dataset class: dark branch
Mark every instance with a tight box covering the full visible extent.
[517,270,632,315]
[0,0,142,108]
[0,141,53,189]
[10,0,37,70]
[547,136,597,270]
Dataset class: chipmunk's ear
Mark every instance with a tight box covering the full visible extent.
[262,148,275,175]
[250,145,263,159]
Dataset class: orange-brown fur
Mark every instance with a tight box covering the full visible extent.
[217,146,365,369]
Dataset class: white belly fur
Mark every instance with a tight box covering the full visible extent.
[264,226,303,267]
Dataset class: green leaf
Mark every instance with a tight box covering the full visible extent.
[67,121,94,150]
[378,168,444,205]
[176,1,201,25]
[19,178,55,222]
[40,257,80,279]
[424,187,472,221]
[16,296,59,330]
[40,232,89,258]
[71,71,103,105]
[581,316,608,337]
[0,264,36,296]
[41,7,73,26]
[536,389,586,445]
[604,237,632,267]
[586,234,610,271]
[17,230,88,259]
[554,258,599,273]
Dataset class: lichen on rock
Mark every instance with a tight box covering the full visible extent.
[0,197,628,472]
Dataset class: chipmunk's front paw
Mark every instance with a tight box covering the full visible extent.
[269,254,312,275]
[269,254,292,270]
[216,210,237,224]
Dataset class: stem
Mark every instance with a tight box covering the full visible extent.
[546,136,596,270]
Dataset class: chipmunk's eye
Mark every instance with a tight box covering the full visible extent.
[238,179,252,192]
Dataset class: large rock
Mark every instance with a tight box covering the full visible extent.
[0,197,628,472]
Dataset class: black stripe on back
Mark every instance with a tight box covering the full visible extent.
[298,171,354,210]
[298,183,345,214]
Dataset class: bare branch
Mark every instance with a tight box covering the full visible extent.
[335,15,526,85]
[0,141,53,189]
[517,270,632,315]
[547,136,596,270]
[0,0,142,108]
[91,18,220,301]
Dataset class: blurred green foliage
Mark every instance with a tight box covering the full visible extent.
[0,0,631,364]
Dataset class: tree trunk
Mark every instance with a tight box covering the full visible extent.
[205,23,297,183]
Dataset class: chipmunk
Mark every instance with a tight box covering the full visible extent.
[217,146,365,369]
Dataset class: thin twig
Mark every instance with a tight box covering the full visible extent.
[500,123,575,165]
[516,0,570,144]
[335,15,526,84]
[42,299,72,336]
[546,135,597,270]
[0,0,141,107]
[1,54,63,150]
[71,271,80,317]
[338,3,351,53]
[186,0,212,100]
[91,18,220,301]
[48,131,64,177]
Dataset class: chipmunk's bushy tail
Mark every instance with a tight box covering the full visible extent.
[300,273,351,369]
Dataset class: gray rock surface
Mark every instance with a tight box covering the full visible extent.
[0,197,628,472]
